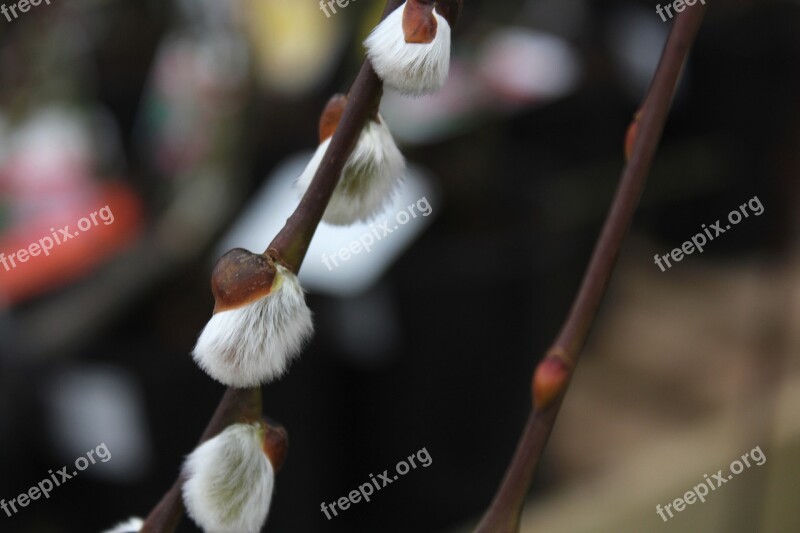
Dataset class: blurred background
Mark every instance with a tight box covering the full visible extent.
[0,0,798,531]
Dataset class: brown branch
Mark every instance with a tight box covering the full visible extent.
[139,2,408,531]
[474,5,709,532]
[269,0,405,274]
[140,479,183,533]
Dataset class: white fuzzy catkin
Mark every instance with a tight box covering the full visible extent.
[182,423,275,533]
[102,517,144,533]
[192,265,313,387]
[364,1,452,96]
[297,116,405,225]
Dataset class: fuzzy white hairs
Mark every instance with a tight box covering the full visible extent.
[365,1,452,96]
[192,264,314,387]
[182,423,275,533]
[102,517,144,533]
[297,115,405,226]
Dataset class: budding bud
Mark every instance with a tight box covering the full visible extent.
[403,0,438,44]
[182,421,282,533]
[364,0,459,96]
[262,420,289,472]
[211,248,277,313]
[297,94,405,226]
[532,354,571,410]
[192,249,314,387]
[624,111,641,162]
[319,94,347,142]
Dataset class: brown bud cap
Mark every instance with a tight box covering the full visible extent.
[624,110,642,162]
[211,248,277,314]
[403,0,438,44]
[260,419,289,472]
[319,94,348,142]
[532,354,571,410]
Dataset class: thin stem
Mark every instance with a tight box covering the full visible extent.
[140,479,182,533]
[267,62,383,273]
[269,0,405,274]
[553,11,705,360]
[474,5,709,532]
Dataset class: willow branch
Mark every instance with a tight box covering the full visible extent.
[140,2,405,531]
[475,5,709,532]
[269,0,404,273]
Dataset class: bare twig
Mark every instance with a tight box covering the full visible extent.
[474,5,709,532]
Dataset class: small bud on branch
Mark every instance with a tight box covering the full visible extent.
[365,0,461,96]
[192,249,314,387]
[182,421,284,533]
[532,350,572,410]
[297,94,405,226]
[624,110,642,162]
